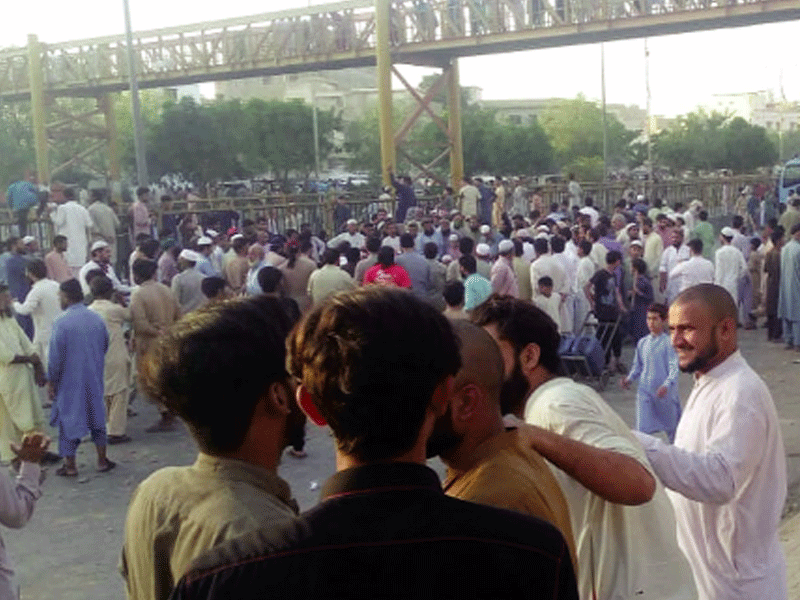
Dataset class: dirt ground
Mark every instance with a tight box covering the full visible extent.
[5,326,800,600]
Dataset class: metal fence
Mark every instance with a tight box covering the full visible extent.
[0,175,770,262]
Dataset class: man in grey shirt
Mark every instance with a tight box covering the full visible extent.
[396,233,430,301]
[171,250,206,315]
[87,189,121,265]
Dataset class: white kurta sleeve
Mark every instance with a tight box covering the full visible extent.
[634,420,743,505]
[12,286,40,317]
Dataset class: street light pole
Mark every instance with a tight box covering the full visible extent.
[644,38,653,199]
[123,0,149,187]
[601,43,608,186]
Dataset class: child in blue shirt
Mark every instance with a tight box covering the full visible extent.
[621,303,681,442]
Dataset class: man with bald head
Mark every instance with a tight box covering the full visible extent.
[428,320,577,571]
[634,283,787,600]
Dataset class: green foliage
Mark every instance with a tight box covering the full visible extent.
[654,110,777,174]
[139,96,339,186]
[0,103,35,187]
[539,95,636,179]
[346,99,554,180]
[769,130,800,163]
[115,90,172,178]
[242,98,339,182]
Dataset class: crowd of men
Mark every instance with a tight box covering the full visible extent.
[0,175,794,600]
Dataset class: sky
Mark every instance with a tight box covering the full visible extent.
[3,0,799,116]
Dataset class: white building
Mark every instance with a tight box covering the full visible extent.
[710,91,800,133]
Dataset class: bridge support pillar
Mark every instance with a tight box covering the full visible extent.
[27,34,50,185]
[375,0,395,189]
[447,59,464,193]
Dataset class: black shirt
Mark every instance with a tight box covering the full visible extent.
[170,462,578,600]
[590,268,619,322]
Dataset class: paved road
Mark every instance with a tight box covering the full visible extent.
[6,326,800,600]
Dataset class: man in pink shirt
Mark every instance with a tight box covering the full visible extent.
[130,187,151,243]
[43,236,71,283]
[490,239,519,298]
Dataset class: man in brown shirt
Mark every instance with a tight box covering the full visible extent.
[129,258,180,432]
[428,319,578,572]
[223,236,249,295]
[121,296,304,600]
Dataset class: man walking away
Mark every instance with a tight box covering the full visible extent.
[48,279,114,477]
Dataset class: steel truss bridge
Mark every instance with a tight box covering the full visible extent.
[2,0,799,187]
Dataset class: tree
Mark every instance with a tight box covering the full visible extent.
[147,97,232,184]
[115,90,172,179]
[539,95,636,179]
[243,98,339,184]
[0,103,35,188]
[141,96,340,187]
[654,110,777,174]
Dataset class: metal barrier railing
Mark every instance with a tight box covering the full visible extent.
[0,175,770,265]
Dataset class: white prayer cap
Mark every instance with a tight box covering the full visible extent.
[346,218,358,226]
[720,227,735,238]
[230,234,244,242]
[630,240,643,248]
[179,249,200,262]
[537,224,550,232]
[448,233,459,242]
[205,229,219,238]
[197,236,213,246]
[534,232,549,240]
[498,239,514,254]
[22,236,36,245]
[625,222,639,231]
[441,254,453,264]
[479,225,491,235]
[90,240,109,252]
[636,194,645,201]
[476,243,491,257]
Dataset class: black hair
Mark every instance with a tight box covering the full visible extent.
[443,281,465,307]
[470,295,561,375]
[287,288,460,463]
[201,277,227,299]
[142,296,294,454]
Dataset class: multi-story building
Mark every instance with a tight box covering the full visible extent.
[710,91,800,133]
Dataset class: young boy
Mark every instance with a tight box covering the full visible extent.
[621,303,681,442]
[533,276,562,331]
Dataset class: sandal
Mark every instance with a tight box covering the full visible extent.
[97,460,116,473]
[55,465,78,477]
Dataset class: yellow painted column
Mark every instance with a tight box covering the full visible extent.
[27,34,50,185]
[447,59,464,192]
[375,0,395,188]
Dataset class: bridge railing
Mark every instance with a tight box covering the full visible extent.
[0,0,379,99]
[0,0,782,99]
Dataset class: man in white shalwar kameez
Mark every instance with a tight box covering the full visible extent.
[634,284,787,600]
[48,184,93,277]
[11,260,62,369]
[714,227,747,315]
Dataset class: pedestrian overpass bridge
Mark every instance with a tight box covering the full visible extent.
[2,0,798,185]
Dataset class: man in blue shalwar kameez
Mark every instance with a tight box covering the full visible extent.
[48,279,115,477]
[622,302,681,442]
